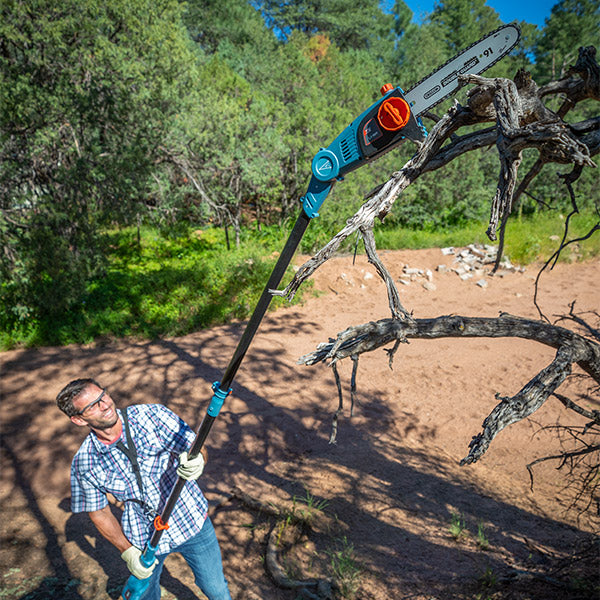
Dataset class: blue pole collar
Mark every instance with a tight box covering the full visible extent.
[208,382,232,417]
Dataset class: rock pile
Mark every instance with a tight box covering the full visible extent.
[398,266,436,290]
[398,243,524,291]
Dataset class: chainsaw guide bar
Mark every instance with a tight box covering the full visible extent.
[404,23,521,116]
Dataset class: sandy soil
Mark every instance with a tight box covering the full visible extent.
[1,247,598,600]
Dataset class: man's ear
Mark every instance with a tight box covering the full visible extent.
[70,415,87,427]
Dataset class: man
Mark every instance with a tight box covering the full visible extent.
[57,378,232,600]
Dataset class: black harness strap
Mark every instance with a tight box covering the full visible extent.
[116,408,158,519]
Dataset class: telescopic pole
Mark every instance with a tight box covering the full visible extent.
[151,210,311,546]
[121,210,312,600]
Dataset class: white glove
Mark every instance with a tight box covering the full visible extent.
[177,451,205,481]
[121,546,157,579]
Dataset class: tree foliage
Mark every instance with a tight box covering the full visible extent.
[430,0,502,53]
[534,0,600,82]
[1,0,598,341]
[256,0,396,53]
[1,0,197,328]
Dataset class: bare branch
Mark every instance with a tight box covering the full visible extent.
[461,74,524,240]
[525,419,600,517]
[360,227,412,321]
[533,220,600,321]
[462,345,573,464]
[299,314,600,463]
[329,362,343,444]
[300,315,600,382]
[539,46,600,118]
[293,49,599,478]
[555,302,600,342]
[553,391,600,423]
[0,209,30,230]
[158,145,221,215]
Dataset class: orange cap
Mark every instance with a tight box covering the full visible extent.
[377,97,410,131]
[380,83,394,95]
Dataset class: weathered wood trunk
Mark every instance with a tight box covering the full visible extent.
[283,46,599,469]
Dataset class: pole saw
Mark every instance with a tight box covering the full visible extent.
[121,23,520,600]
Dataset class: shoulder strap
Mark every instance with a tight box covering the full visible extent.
[114,409,159,519]
[116,408,145,501]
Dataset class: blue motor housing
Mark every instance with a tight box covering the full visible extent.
[301,86,427,218]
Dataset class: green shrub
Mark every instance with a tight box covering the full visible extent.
[2,211,597,349]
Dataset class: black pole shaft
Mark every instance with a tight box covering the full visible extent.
[220,210,311,389]
[148,210,312,548]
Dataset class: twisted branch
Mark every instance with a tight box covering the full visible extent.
[291,49,599,474]
[299,314,600,463]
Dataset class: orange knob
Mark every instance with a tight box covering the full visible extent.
[377,97,410,131]
[154,515,170,531]
[380,83,394,95]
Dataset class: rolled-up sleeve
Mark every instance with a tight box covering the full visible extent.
[70,453,108,513]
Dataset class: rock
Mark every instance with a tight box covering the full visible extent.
[476,279,488,288]
[363,272,374,280]
[441,247,455,255]
[468,244,486,258]
[436,264,447,273]
[447,243,522,280]
[399,279,411,286]
[423,281,437,291]
[459,273,473,281]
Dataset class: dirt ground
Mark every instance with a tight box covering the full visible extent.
[1,247,599,600]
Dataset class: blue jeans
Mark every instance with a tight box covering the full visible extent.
[142,517,231,600]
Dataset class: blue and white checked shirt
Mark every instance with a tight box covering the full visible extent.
[70,404,208,555]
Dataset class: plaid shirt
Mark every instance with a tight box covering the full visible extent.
[70,404,208,555]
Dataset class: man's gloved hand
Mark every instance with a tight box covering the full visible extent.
[121,546,157,579]
[177,451,205,481]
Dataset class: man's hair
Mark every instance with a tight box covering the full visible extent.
[56,378,102,417]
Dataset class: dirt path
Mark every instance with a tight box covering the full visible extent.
[1,248,598,599]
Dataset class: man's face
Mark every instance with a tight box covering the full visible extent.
[71,385,119,430]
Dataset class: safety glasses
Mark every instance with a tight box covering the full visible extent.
[75,388,108,416]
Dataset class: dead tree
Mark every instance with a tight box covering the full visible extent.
[280,47,600,513]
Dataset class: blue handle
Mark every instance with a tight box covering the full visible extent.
[121,573,151,600]
[301,176,334,219]
[121,544,157,600]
